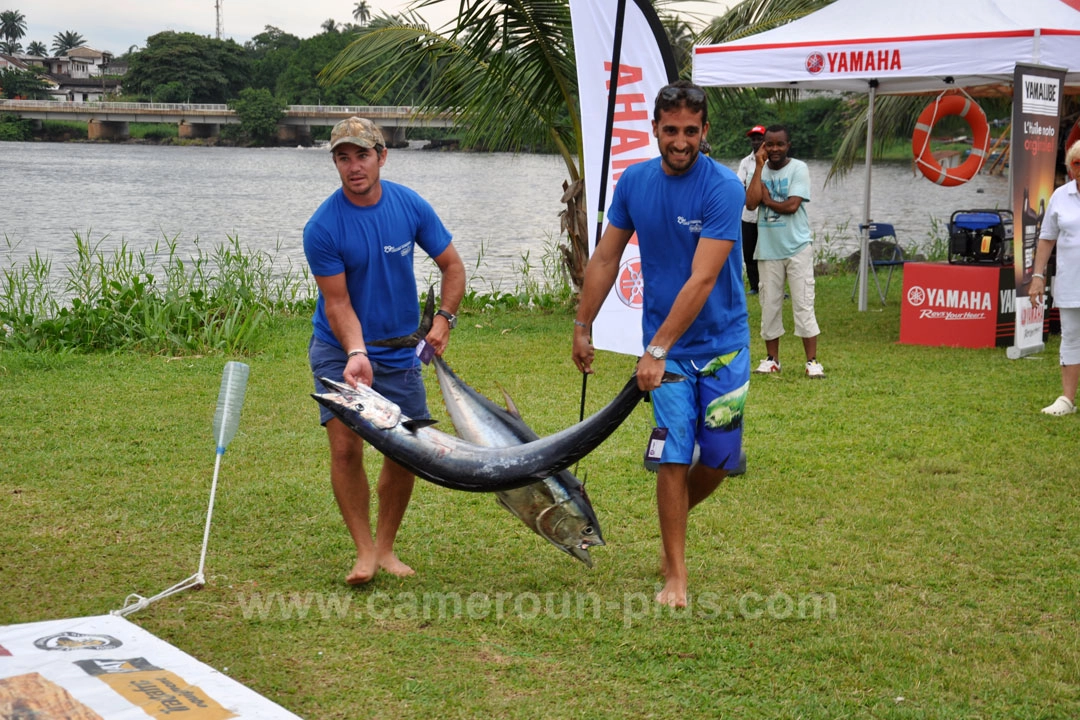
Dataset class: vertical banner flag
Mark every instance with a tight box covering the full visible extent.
[569,0,677,355]
[1008,63,1066,359]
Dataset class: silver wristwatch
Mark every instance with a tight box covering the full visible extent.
[645,344,667,360]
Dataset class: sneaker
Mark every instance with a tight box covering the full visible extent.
[754,358,781,374]
[805,360,826,379]
[1042,396,1076,416]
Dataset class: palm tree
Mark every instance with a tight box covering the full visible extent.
[322,0,829,288]
[695,0,833,81]
[693,0,957,183]
[826,94,927,182]
[0,9,27,46]
[27,40,48,57]
[0,40,22,55]
[322,0,586,283]
[660,12,696,76]
[353,1,372,25]
[51,30,86,56]
[320,18,340,33]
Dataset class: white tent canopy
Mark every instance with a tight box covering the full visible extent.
[693,0,1080,93]
[692,0,1080,309]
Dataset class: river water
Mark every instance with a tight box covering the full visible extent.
[0,141,1011,292]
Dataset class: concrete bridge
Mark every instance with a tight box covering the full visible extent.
[0,99,457,144]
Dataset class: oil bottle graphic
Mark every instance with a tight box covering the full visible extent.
[1037,197,1047,292]
[1021,187,1039,285]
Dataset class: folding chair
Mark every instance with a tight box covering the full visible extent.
[851,222,905,305]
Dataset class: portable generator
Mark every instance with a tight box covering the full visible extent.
[948,209,1014,265]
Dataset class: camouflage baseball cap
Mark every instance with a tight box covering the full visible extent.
[329,116,385,151]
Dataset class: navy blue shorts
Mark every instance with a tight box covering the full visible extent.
[308,336,429,426]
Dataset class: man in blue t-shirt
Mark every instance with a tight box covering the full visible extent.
[572,81,750,608]
[303,116,466,586]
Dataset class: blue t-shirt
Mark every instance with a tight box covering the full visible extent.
[606,155,749,359]
[303,182,452,367]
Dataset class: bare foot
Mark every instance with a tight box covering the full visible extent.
[655,579,688,608]
[346,555,378,586]
[378,553,415,578]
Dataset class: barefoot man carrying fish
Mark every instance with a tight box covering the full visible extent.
[572,81,750,607]
[304,117,465,584]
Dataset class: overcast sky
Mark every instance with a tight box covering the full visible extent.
[19,0,733,55]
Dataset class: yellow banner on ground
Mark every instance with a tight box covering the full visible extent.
[77,657,237,720]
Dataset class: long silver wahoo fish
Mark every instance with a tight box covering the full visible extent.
[433,356,604,566]
[312,371,683,493]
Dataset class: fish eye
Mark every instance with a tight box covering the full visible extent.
[583,526,595,536]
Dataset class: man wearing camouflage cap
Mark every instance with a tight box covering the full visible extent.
[304,116,466,585]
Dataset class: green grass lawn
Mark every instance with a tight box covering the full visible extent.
[2,273,1078,718]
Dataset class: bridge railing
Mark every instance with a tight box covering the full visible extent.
[0,99,232,113]
[286,105,417,116]
[0,99,452,120]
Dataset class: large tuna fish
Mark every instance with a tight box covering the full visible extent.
[433,356,604,566]
[312,372,682,493]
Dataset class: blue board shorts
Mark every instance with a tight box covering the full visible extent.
[649,347,749,470]
[308,335,430,426]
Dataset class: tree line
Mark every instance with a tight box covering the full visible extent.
[0,8,432,107]
[0,9,463,144]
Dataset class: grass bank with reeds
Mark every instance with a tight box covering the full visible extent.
[1,232,576,356]
[2,250,1078,717]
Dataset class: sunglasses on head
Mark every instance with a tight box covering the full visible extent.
[658,86,706,105]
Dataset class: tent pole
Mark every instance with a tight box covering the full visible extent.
[858,81,877,312]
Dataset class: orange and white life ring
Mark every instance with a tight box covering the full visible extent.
[912,95,990,187]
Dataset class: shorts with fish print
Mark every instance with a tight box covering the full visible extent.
[649,347,749,470]
[309,335,430,426]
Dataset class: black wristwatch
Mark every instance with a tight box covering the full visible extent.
[436,309,457,329]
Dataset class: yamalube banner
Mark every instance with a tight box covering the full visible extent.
[1008,63,1066,358]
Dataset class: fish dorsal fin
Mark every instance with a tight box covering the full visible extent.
[497,383,524,419]
[419,284,436,330]
[402,418,438,432]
